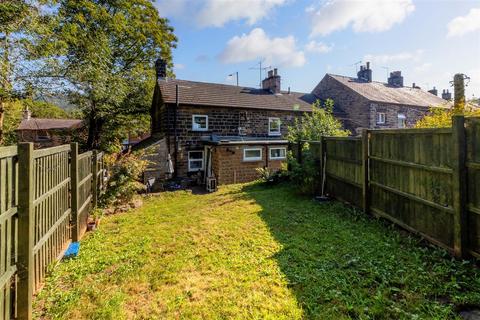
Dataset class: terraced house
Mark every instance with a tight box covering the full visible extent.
[145,60,316,186]
[142,60,448,186]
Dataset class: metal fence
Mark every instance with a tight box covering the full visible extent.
[296,116,479,259]
[0,142,106,319]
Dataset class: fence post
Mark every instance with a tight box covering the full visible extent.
[70,143,80,242]
[452,115,467,258]
[362,129,370,214]
[92,150,98,208]
[17,143,34,320]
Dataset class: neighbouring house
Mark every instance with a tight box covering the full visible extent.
[16,109,84,148]
[143,60,316,186]
[312,62,449,134]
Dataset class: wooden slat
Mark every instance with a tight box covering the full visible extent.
[370,156,453,174]
[32,145,70,159]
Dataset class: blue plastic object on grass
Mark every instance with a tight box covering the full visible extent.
[64,242,80,259]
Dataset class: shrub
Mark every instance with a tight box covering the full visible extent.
[256,167,286,185]
[415,103,480,128]
[100,152,148,207]
[286,146,320,195]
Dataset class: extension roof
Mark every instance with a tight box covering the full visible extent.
[17,118,84,131]
[327,74,449,108]
[157,79,316,112]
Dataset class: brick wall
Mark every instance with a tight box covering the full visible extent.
[212,144,285,185]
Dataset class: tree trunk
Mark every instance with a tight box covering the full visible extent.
[86,111,104,150]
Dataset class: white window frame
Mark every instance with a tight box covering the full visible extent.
[397,113,406,128]
[269,147,287,160]
[192,114,208,131]
[188,150,204,172]
[268,117,281,136]
[377,112,386,124]
[243,147,262,162]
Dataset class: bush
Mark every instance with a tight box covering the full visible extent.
[286,146,319,195]
[100,152,148,207]
[256,167,286,185]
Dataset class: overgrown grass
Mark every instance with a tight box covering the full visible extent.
[34,183,480,319]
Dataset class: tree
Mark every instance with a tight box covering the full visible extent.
[414,103,480,128]
[0,0,37,144]
[40,0,177,150]
[287,99,350,143]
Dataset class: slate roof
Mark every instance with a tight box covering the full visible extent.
[157,79,316,112]
[327,74,449,108]
[17,118,84,131]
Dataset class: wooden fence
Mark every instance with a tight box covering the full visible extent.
[297,116,479,259]
[0,142,106,320]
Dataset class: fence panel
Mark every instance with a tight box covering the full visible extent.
[466,117,480,258]
[369,128,454,251]
[324,137,363,207]
[76,151,93,239]
[0,147,18,320]
[32,145,71,293]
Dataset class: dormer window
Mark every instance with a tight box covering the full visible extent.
[268,117,281,136]
[192,115,208,131]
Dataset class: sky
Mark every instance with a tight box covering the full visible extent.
[155,0,480,99]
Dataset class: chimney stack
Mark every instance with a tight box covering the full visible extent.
[23,108,31,121]
[442,89,452,101]
[412,83,420,89]
[262,68,281,93]
[387,71,404,87]
[357,62,372,82]
[428,86,438,96]
[155,58,167,79]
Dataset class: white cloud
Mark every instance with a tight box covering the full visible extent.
[309,0,415,37]
[364,49,424,64]
[305,41,333,53]
[155,0,287,27]
[447,8,480,37]
[219,28,306,67]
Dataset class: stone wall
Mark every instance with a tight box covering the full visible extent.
[312,74,371,134]
[312,74,431,134]
[369,103,430,129]
[212,144,285,185]
[163,105,304,177]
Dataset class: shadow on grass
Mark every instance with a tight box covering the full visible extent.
[240,182,480,319]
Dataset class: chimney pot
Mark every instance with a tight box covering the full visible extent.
[155,58,167,79]
[262,68,281,93]
[366,61,370,69]
[23,108,31,121]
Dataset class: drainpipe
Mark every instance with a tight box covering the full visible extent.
[265,144,269,168]
[173,84,179,178]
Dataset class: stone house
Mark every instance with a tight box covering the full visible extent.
[144,61,316,186]
[312,63,449,134]
[16,109,85,148]
[143,60,449,186]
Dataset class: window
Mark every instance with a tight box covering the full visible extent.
[269,147,286,160]
[192,115,208,131]
[243,148,262,161]
[188,150,204,171]
[397,113,406,128]
[377,112,386,124]
[268,117,281,136]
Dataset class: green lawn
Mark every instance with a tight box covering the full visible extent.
[34,183,480,319]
